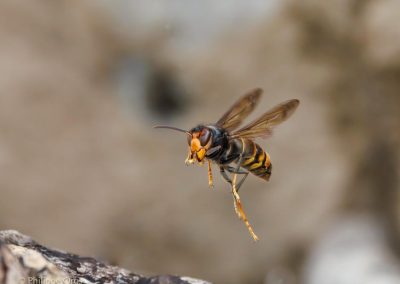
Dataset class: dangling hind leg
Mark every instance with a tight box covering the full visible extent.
[231,150,259,241]
[230,154,247,220]
[220,166,247,219]
[221,170,258,239]
[231,177,259,241]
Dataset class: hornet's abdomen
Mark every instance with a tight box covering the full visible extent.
[235,139,272,181]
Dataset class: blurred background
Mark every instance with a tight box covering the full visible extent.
[1,0,400,283]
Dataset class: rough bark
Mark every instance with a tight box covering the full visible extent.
[0,230,211,284]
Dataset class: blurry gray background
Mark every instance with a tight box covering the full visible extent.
[0,0,400,283]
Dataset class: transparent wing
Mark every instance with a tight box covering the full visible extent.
[229,99,299,139]
[216,88,262,132]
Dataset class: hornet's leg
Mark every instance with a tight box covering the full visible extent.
[231,177,258,240]
[231,139,259,241]
[231,153,245,219]
[207,160,213,189]
[236,173,249,192]
[219,166,241,218]
[206,145,221,157]
[185,148,194,165]
[219,166,232,185]
[232,154,244,192]
[226,166,249,193]
[221,165,247,184]
[206,146,223,189]
[220,165,248,218]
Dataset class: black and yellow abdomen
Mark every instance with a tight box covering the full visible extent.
[240,139,272,181]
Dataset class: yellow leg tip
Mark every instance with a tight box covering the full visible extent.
[234,197,259,241]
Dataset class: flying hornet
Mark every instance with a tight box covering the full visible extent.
[155,88,299,241]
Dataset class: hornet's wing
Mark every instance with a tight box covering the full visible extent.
[229,99,299,139]
[216,88,263,132]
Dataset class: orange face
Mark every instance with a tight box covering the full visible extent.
[186,127,212,164]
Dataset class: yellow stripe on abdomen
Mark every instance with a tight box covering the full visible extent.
[249,150,265,170]
[241,142,257,166]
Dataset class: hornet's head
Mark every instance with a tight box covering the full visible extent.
[186,125,212,164]
[153,124,212,165]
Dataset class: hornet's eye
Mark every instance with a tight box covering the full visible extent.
[199,128,211,146]
[187,133,192,145]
